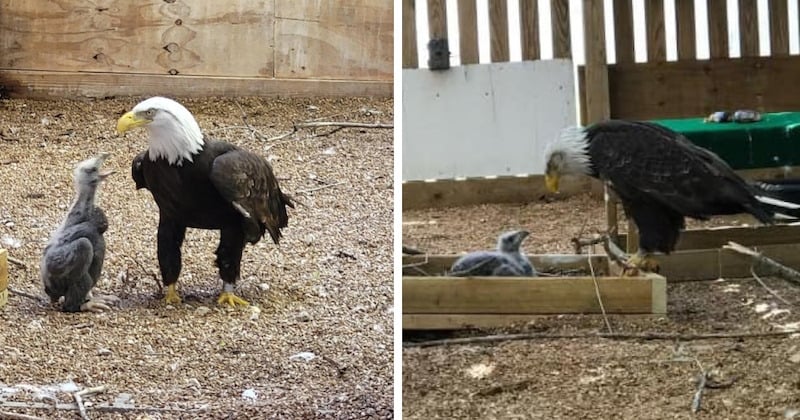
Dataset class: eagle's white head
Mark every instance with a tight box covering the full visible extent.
[116,96,204,165]
[543,126,592,193]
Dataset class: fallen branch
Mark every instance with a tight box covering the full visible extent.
[294,181,345,195]
[402,246,425,255]
[404,330,800,348]
[295,121,393,130]
[74,385,107,420]
[0,410,45,420]
[233,101,269,142]
[691,371,708,413]
[750,266,791,305]
[571,234,605,255]
[601,235,636,271]
[724,241,800,286]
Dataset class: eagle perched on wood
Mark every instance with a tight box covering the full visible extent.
[543,120,800,273]
[117,97,294,307]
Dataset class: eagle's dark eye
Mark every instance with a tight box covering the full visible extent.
[145,109,156,118]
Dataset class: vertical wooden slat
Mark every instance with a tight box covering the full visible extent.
[769,0,789,56]
[583,0,609,124]
[645,0,666,62]
[707,0,729,58]
[519,0,540,60]
[739,0,759,57]
[458,0,480,64]
[551,0,571,58]
[489,0,510,62]
[675,0,696,60]
[613,0,635,64]
[402,0,419,68]
[428,0,448,40]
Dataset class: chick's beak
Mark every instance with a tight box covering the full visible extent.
[96,152,114,179]
[116,111,148,134]
[545,172,560,193]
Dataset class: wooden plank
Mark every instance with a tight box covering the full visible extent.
[550,0,571,58]
[582,0,610,124]
[402,174,599,210]
[645,0,666,62]
[402,254,611,276]
[519,0,540,60]
[675,0,697,60]
[0,248,6,309]
[403,275,665,314]
[0,0,276,77]
[403,0,420,68]
[403,314,549,330]
[601,56,800,120]
[707,0,729,58]
[427,0,448,40]
[613,0,635,64]
[489,0,510,62]
[656,243,800,281]
[769,0,789,56]
[0,70,392,99]
[739,0,760,57]
[619,224,800,251]
[274,1,393,80]
[457,0,480,64]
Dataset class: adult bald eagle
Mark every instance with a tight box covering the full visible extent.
[544,120,800,272]
[117,97,294,307]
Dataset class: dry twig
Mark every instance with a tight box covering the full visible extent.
[7,255,27,268]
[233,101,269,142]
[588,256,613,334]
[295,182,345,195]
[724,241,800,286]
[749,266,791,305]
[126,256,162,293]
[404,330,800,348]
[0,410,45,420]
[7,287,43,302]
[691,370,708,413]
[470,378,535,398]
[267,121,393,141]
[73,385,107,420]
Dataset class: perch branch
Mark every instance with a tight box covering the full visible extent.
[0,411,45,420]
[571,234,605,255]
[750,266,791,305]
[73,385,107,420]
[724,241,800,286]
[404,330,800,348]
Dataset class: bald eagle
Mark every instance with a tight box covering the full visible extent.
[544,120,800,272]
[117,97,294,307]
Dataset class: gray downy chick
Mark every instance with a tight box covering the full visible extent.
[449,230,536,277]
[41,153,117,312]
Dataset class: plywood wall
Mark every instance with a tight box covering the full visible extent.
[0,0,392,97]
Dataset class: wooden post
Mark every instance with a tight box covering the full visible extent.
[769,0,789,56]
[489,0,510,62]
[645,0,666,62]
[613,0,634,64]
[457,0,480,64]
[0,249,7,309]
[551,0,571,58]
[707,0,729,58]
[402,0,419,69]
[583,0,609,123]
[519,0,539,60]
[675,0,696,60]
[739,0,759,57]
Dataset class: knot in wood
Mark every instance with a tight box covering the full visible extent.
[168,68,179,75]
[175,19,182,26]
[163,43,180,53]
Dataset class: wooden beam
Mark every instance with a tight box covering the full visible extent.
[403,314,551,330]
[645,0,667,62]
[403,0,419,68]
[675,0,697,60]
[657,243,800,281]
[618,224,800,252]
[551,0,571,58]
[739,0,760,57]
[489,0,510,62]
[769,0,789,56]
[582,0,610,124]
[0,249,6,309]
[0,70,392,99]
[403,275,666,314]
[707,0,729,58]
[402,254,611,276]
[519,0,540,60]
[457,0,480,64]
[613,0,635,64]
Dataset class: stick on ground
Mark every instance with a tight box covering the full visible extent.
[73,385,108,420]
[724,241,800,286]
[0,410,45,420]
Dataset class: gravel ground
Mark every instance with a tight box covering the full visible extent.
[0,96,394,419]
[403,196,800,419]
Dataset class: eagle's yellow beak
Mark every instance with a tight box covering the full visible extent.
[116,111,149,134]
[545,173,560,193]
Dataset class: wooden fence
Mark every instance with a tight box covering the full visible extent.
[0,0,393,98]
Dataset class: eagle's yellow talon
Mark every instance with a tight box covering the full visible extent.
[165,284,181,304]
[622,253,659,276]
[217,291,249,307]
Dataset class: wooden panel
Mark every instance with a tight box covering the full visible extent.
[489,0,510,62]
[404,314,550,330]
[427,0,448,39]
[403,0,419,68]
[739,0,760,57]
[402,175,599,210]
[675,0,696,60]
[519,0,539,60]
[0,249,7,309]
[645,0,666,62]
[613,0,635,64]
[403,275,665,314]
[457,0,480,64]
[657,243,800,281]
[602,56,800,120]
[619,224,800,252]
[0,70,392,98]
[274,1,392,80]
[550,0,571,58]
[582,0,609,124]
[769,0,789,56]
[402,254,611,276]
[0,0,275,77]
[707,0,729,58]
